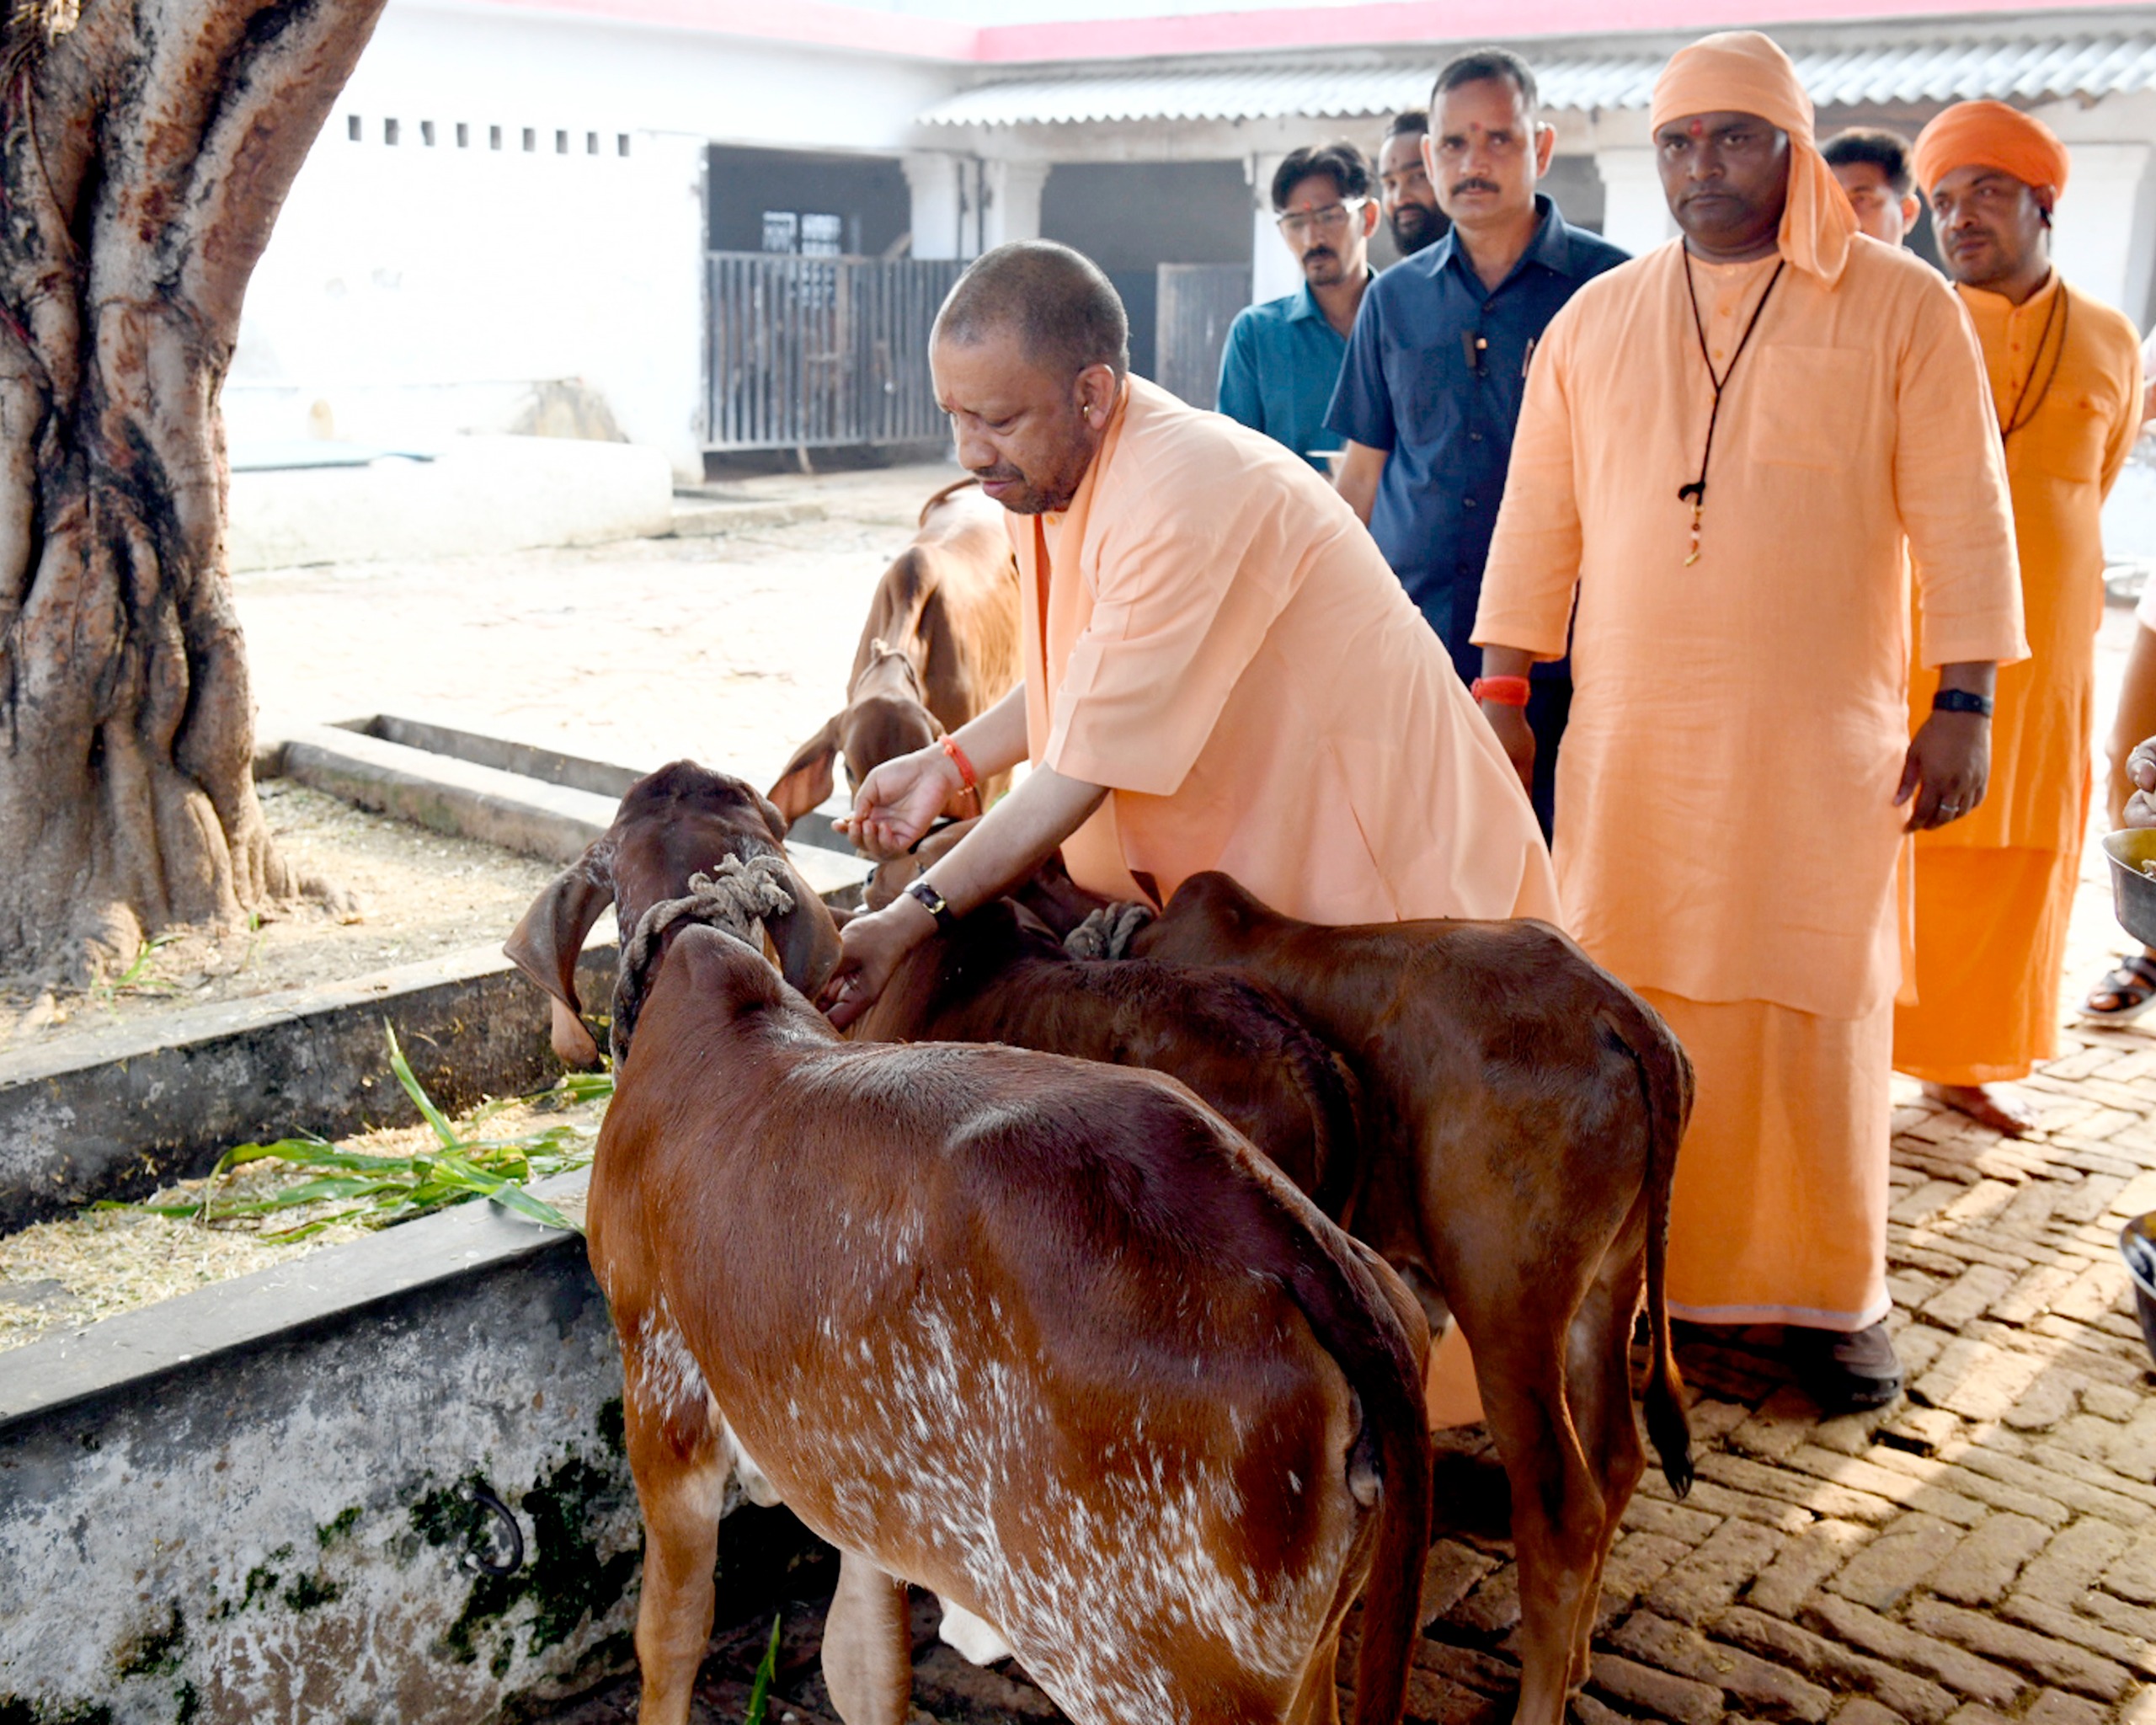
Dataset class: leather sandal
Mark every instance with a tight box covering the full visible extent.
[2083,953,2156,1023]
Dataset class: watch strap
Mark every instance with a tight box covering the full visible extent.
[905,876,957,932]
[1932,688,1994,718]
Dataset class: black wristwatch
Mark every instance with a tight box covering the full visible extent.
[1933,688,1994,718]
[905,877,958,932]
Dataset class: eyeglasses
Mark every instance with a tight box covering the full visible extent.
[1277,199,1366,239]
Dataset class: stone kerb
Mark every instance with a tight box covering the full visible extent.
[0,1171,649,1721]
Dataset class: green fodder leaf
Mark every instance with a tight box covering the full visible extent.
[385,1022,462,1149]
[485,1182,580,1234]
[259,1205,379,1242]
[203,1175,388,1212]
[744,1613,784,1725]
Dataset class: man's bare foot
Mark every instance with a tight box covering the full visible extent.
[1922,1080,2040,1137]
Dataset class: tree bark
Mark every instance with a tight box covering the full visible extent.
[0,0,386,982]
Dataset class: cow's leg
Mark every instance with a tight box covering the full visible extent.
[1560,1250,1651,1690]
[1457,1300,1606,1725]
[822,1551,913,1725]
[623,1381,727,1725]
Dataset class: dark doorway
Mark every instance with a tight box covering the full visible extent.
[707,147,910,259]
[1041,161,1250,379]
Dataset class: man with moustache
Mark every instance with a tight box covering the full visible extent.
[1892,104,2141,1132]
[1823,128,1922,248]
[1377,110,1445,256]
[1474,33,2023,1412]
[1215,142,1376,467]
[1328,48,1626,836]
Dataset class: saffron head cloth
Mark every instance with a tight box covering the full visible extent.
[1649,29,1859,286]
[1912,101,2071,204]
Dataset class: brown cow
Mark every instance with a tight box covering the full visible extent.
[851,895,1361,1211]
[505,763,1434,1725]
[1130,873,1693,1725]
[858,848,1694,1725]
[770,478,1020,827]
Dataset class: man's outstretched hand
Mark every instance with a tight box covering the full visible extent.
[820,897,934,1031]
[842,747,966,860]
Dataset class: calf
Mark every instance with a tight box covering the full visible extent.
[851,895,1361,1212]
[771,478,1020,827]
[1131,873,1694,1725]
[504,763,1434,1725]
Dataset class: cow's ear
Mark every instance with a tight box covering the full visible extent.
[766,718,841,828]
[504,848,614,1066]
[767,857,845,998]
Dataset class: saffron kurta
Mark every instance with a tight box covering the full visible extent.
[1014,373,1557,1424]
[1013,373,1558,929]
[1474,236,2025,1328]
[1895,276,2142,1084]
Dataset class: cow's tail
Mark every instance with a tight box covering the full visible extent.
[1273,1233,1430,1725]
[1606,988,1695,1497]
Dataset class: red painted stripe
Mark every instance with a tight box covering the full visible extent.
[974,0,2149,62]
[449,0,978,58]
[447,0,2151,64]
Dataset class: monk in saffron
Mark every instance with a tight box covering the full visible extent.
[1891,103,2143,1135]
[824,239,1559,1422]
[1474,33,2025,1412]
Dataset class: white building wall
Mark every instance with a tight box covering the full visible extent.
[230,0,959,479]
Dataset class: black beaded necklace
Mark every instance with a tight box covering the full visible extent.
[1678,248,1786,567]
[1996,283,2068,444]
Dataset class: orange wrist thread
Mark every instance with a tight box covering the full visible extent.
[1470,676,1532,708]
[940,734,978,791]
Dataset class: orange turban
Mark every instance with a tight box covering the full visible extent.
[1648,30,1857,287]
[1911,101,2070,202]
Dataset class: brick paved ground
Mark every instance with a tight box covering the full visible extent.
[520,571,2156,1725]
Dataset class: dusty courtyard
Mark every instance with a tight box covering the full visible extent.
[223,467,2156,1725]
[237,462,967,796]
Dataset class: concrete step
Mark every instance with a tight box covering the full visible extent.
[274,720,868,901]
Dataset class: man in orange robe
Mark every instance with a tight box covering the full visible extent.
[823,239,1560,1423]
[1473,33,2025,1411]
[1892,104,2143,1132]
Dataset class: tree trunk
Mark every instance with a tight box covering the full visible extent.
[0,0,386,982]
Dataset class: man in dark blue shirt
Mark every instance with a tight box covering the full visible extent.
[1217,142,1377,469]
[1329,48,1627,836]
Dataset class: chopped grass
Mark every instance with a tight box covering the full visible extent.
[0,1027,612,1354]
[102,1024,610,1240]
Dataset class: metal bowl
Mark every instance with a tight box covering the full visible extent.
[2122,1213,2156,1371]
[2101,828,2156,948]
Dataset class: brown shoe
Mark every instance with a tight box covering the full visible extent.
[1786,1321,1903,1414]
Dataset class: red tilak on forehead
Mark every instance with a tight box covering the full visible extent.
[1688,117,1705,136]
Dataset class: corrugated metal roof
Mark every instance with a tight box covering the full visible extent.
[916,33,2156,125]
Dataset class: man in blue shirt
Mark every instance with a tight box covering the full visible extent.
[1329,49,1627,836]
[1216,142,1376,469]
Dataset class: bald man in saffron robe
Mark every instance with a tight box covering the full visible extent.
[825,238,1559,1425]
[1892,104,2143,1134]
[1474,33,2025,1413]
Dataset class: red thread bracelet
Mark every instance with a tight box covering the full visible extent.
[1470,676,1532,708]
[941,734,978,790]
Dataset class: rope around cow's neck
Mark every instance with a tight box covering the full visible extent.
[1062,900,1154,962]
[613,852,796,1060]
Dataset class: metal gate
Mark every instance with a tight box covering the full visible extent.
[704,253,964,451]
[1155,263,1252,409]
